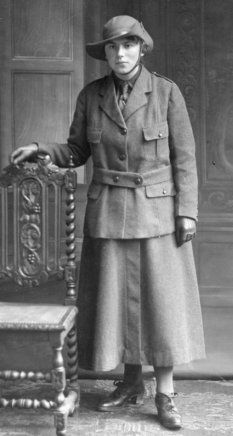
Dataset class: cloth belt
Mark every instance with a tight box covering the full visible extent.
[93,166,173,188]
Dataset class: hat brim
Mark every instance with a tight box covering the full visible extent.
[86,30,153,61]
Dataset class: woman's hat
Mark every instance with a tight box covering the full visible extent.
[86,15,153,61]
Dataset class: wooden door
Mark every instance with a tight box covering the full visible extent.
[0,0,87,370]
[0,0,85,183]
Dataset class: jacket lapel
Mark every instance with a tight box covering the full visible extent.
[123,65,152,121]
[98,66,153,127]
[99,75,126,129]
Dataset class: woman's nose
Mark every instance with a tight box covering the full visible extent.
[116,45,124,57]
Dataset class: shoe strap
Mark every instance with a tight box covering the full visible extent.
[157,391,178,398]
[113,380,124,387]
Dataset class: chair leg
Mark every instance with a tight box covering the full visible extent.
[66,325,80,416]
[52,346,66,406]
[52,345,79,435]
[54,390,79,435]
[67,326,78,382]
[52,346,66,435]
[54,409,68,436]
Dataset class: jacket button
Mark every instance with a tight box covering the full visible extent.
[113,175,119,183]
[120,128,127,135]
[119,153,126,161]
[163,189,167,195]
[158,132,163,138]
[135,176,143,185]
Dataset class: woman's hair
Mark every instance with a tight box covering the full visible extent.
[124,35,148,54]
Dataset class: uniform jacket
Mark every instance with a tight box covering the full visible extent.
[40,65,198,239]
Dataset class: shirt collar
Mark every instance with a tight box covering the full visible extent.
[112,64,142,91]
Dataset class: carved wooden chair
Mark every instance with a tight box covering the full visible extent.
[0,155,79,436]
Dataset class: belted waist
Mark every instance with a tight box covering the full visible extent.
[92,166,173,188]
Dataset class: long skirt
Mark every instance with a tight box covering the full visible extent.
[77,233,205,371]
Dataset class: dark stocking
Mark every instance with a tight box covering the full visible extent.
[123,364,142,385]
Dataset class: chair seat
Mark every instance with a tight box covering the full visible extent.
[0,303,78,331]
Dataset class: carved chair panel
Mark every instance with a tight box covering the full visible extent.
[0,156,78,301]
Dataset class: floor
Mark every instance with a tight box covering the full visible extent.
[1,378,233,435]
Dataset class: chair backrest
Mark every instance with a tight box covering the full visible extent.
[0,155,78,305]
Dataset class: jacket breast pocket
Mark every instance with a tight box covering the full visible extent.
[142,122,169,161]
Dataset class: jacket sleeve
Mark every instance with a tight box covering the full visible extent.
[38,88,91,167]
[168,82,198,221]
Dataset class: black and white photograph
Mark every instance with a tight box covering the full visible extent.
[0,1,233,435]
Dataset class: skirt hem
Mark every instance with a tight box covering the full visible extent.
[78,350,206,372]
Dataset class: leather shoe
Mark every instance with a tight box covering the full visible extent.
[98,380,145,412]
[155,392,182,430]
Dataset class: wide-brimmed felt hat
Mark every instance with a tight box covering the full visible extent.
[86,15,153,61]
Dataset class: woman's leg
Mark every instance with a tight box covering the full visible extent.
[154,366,174,394]
[98,364,144,411]
[124,363,143,385]
[154,366,182,430]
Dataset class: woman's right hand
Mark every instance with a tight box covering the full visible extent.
[10,143,38,165]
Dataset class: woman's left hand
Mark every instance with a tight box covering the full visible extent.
[175,216,196,247]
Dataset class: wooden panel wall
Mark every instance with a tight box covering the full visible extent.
[13,73,71,146]
[155,0,233,376]
[12,0,71,58]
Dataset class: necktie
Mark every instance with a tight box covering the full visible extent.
[118,82,130,111]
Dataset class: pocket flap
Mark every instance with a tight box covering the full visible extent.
[87,182,102,200]
[87,127,102,144]
[143,121,169,141]
[146,180,176,198]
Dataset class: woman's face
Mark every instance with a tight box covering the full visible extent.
[105,37,141,76]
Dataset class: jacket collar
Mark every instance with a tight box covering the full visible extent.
[98,65,152,128]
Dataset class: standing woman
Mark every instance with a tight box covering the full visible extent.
[11,15,205,430]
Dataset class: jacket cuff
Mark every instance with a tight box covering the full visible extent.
[37,142,54,161]
[175,194,198,222]
[176,214,198,223]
